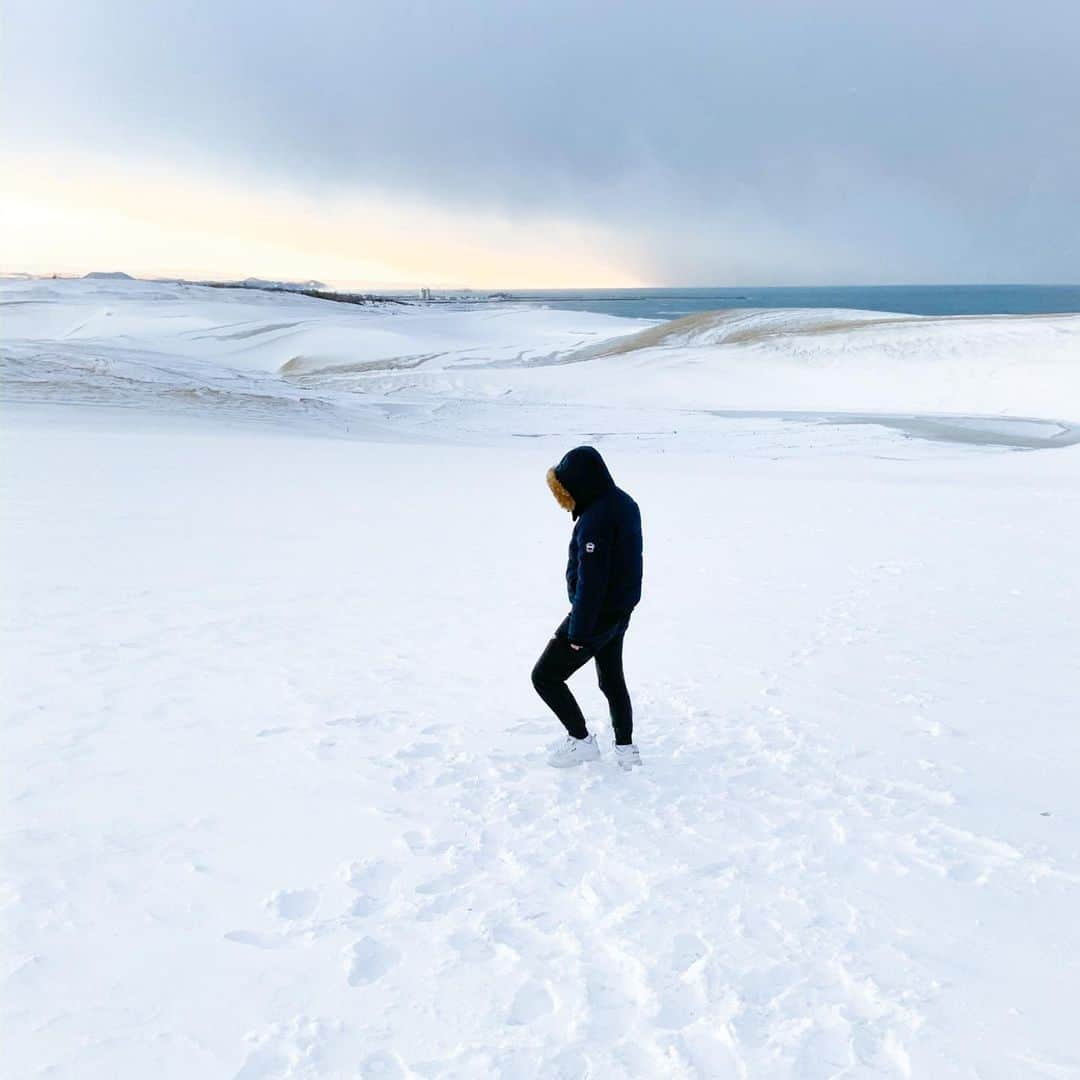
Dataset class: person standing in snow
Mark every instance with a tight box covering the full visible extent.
[532,446,643,769]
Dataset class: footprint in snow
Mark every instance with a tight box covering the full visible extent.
[233,1016,330,1080]
[224,930,283,949]
[396,741,441,760]
[671,932,708,973]
[694,861,733,881]
[342,858,398,916]
[419,722,452,737]
[402,829,453,856]
[654,979,705,1031]
[507,981,554,1025]
[448,929,495,962]
[415,868,467,896]
[256,726,290,738]
[433,763,470,787]
[505,718,550,735]
[416,893,459,922]
[326,714,379,728]
[346,937,400,986]
[266,888,318,921]
[360,1051,407,1079]
[585,972,640,1030]
[796,1021,856,1078]
[392,769,422,792]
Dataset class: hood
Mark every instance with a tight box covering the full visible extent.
[553,445,615,519]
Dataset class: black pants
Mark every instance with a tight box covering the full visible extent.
[531,615,633,745]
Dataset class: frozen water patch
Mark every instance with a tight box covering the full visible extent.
[707,409,1080,449]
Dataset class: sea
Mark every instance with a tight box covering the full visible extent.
[500,285,1080,321]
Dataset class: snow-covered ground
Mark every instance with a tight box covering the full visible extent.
[3,278,1080,1078]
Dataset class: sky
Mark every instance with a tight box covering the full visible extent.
[3,0,1078,288]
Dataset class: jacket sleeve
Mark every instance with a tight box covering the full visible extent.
[567,512,614,643]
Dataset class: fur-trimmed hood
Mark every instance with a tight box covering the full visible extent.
[548,445,615,519]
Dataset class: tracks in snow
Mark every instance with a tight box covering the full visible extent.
[224,558,1080,1077]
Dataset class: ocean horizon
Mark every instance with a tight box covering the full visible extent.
[492,284,1080,320]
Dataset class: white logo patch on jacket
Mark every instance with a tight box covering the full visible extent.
[585,542,596,553]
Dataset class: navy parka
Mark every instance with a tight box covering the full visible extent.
[552,446,643,645]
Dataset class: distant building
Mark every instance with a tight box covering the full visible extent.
[418,287,432,301]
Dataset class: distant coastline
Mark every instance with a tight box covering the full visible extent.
[7,273,1079,321]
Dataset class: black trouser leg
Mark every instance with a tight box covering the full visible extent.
[595,629,633,745]
[531,635,593,739]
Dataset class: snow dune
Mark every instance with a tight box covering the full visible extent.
[578,306,918,353]
[4,278,1078,441]
[1,277,650,376]
[3,276,1080,1078]
[548,306,1080,424]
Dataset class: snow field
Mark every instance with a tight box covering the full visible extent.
[4,413,1080,1078]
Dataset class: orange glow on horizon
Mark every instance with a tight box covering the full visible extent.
[0,151,645,291]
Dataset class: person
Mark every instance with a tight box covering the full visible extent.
[531,446,643,769]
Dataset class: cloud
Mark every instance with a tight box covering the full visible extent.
[4,0,1079,283]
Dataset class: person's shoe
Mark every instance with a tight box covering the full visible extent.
[546,730,595,753]
[547,734,600,768]
[613,743,642,771]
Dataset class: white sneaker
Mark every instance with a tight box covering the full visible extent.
[547,734,601,768]
[613,744,642,771]
[546,731,594,753]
